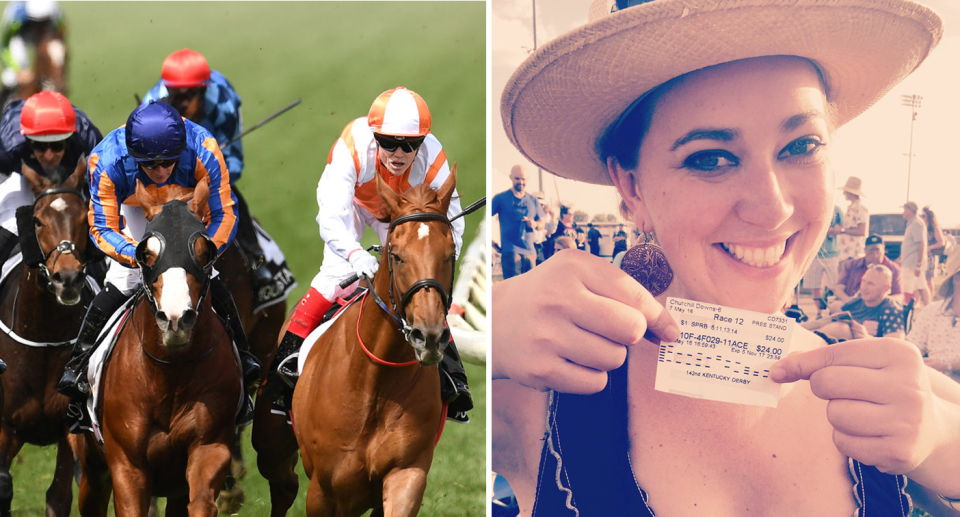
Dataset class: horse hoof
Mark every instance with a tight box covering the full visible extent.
[216,480,245,515]
[231,457,247,480]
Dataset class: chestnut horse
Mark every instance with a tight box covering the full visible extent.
[290,168,458,516]
[0,31,68,109]
[0,157,93,517]
[72,181,241,516]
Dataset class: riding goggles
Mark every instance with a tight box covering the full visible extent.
[29,139,67,152]
[374,134,425,153]
[140,158,179,170]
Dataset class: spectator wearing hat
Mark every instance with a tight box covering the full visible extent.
[830,234,902,313]
[803,205,843,318]
[901,200,929,306]
[492,164,542,279]
[837,176,869,265]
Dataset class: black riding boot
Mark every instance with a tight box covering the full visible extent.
[209,278,262,393]
[57,283,129,398]
[233,188,272,285]
[439,339,473,424]
[266,330,305,417]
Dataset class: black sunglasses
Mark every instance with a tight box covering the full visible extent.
[374,134,425,153]
[29,139,66,152]
[140,158,178,171]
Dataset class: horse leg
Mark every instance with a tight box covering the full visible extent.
[185,442,232,517]
[304,476,335,517]
[381,467,428,517]
[71,435,111,517]
[164,495,188,517]
[252,399,299,517]
[215,429,246,515]
[109,459,151,517]
[0,427,24,517]
[45,436,75,516]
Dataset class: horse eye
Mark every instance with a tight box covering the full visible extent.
[33,217,42,228]
[391,253,403,263]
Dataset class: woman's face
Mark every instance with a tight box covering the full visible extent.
[611,56,834,312]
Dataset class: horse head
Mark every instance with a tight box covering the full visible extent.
[21,155,88,305]
[134,179,218,347]
[34,33,68,96]
[375,164,458,365]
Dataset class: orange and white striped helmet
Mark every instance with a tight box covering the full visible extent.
[367,87,431,137]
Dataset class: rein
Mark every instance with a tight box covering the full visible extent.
[355,290,418,367]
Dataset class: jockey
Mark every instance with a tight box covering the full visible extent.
[0,1,64,92]
[269,87,474,423]
[141,48,271,287]
[0,90,101,262]
[56,101,261,431]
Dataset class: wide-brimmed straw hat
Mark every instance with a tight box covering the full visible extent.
[840,176,866,197]
[501,0,942,185]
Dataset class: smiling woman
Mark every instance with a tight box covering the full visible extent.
[492,0,960,516]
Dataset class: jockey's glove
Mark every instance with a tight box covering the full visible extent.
[349,249,380,279]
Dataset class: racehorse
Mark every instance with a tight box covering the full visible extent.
[291,168,458,516]
[0,157,92,517]
[72,180,241,516]
[0,30,68,110]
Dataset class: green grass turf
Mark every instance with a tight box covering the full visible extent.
[4,2,486,515]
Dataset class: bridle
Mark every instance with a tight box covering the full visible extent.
[31,186,87,283]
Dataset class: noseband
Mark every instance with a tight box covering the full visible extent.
[31,186,87,283]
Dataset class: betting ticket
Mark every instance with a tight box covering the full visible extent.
[656,297,796,408]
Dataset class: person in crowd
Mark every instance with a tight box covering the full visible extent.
[803,204,843,318]
[830,234,902,313]
[0,90,101,262]
[493,164,541,279]
[142,48,272,288]
[534,192,554,265]
[545,204,575,261]
[268,87,472,423]
[0,1,64,96]
[901,201,929,306]
[492,0,960,514]
[921,205,945,296]
[837,175,868,267]
[909,248,960,382]
[574,223,586,251]
[612,223,628,258]
[553,235,576,254]
[56,101,260,430]
[586,222,601,256]
[820,265,905,340]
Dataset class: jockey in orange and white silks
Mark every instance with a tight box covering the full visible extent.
[270,87,473,423]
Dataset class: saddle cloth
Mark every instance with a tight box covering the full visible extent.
[86,300,245,446]
[252,219,297,314]
[0,251,101,347]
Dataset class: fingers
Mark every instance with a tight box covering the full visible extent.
[576,261,679,343]
[568,294,651,347]
[553,319,628,372]
[808,366,893,403]
[770,340,900,383]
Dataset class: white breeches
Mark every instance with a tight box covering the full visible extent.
[0,172,32,234]
[310,207,389,302]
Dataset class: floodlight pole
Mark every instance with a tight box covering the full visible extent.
[901,94,921,202]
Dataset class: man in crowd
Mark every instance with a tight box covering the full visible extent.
[830,234,902,313]
[803,205,842,318]
[901,201,929,306]
[587,222,601,256]
[837,176,868,266]
[821,264,904,340]
[612,224,628,258]
[545,204,575,261]
[492,164,541,279]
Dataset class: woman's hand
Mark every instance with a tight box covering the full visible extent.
[770,338,940,474]
[492,249,679,394]
[923,357,950,372]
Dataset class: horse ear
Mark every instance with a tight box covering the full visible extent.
[135,180,162,221]
[189,178,210,222]
[193,235,217,269]
[20,160,54,195]
[61,153,86,191]
[437,163,457,214]
[376,171,401,219]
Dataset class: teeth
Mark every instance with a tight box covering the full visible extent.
[721,241,786,268]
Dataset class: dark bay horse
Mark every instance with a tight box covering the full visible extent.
[0,157,92,517]
[72,180,240,516]
[290,168,458,516]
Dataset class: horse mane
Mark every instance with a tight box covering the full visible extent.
[376,183,443,223]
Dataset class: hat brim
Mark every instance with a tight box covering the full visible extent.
[24,132,73,143]
[501,0,942,185]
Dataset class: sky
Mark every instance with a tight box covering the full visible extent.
[492,0,960,227]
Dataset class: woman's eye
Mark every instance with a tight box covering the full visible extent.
[778,137,822,159]
[682,150,739,172]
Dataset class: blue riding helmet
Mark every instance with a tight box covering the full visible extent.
[125,100,185,162]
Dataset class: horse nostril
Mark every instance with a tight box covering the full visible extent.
[410,328,425,345]
[52,272,62,283]
[181,309,197,329]
[156,311,168,322]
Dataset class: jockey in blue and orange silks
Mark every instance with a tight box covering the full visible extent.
[56,100,261,432]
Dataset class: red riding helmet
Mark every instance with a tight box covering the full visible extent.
[161,49,211,89]
[367,87,431,137]
[20,91,75,142]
